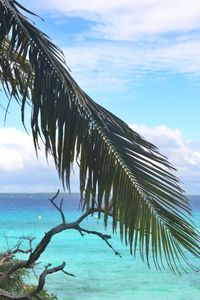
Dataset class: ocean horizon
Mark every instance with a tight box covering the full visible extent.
[0,193,199,300]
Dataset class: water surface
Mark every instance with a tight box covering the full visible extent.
[0,194,199,300]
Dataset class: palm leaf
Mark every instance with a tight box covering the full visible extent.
[0,36,33,118]
[0,0,199,273]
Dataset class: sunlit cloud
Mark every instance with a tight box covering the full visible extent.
[130,124,200,194]
[18,1,200,91]
[1,2,199,193]
[24,0,200,40]
[0,128,51,171]
[63,38,200,92]
[0,127,199,194]
[0,128,78,192]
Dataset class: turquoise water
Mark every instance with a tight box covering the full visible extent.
[0,194,199,300]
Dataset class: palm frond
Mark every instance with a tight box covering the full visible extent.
[0,0,199,273]
[0,36,32,116]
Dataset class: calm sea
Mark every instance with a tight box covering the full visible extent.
[0,194,199,300]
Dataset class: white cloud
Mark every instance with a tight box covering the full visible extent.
[0,126,199,194]
[24,0,200,40]
[18,1,200,91]
[63,37,200,92]
[0,147,23,171]
[0,128,79,192]
[0,128,53,171]
[130,124,200,193]
[0,128,33,171]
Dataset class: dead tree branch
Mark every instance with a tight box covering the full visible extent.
[0,191,119,299]
[30,261,74,297]
[48,190,66,224]
[77,225,122,257]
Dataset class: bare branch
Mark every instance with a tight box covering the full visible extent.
[49,190,66,224]
[77,225,122,258]
[31,262,67,296]
[0,192,120,299]
[74,207,113,225]
[0,238,35,268]
[0,202,118,282]
[62,269,76,277]
[0,260,74,299]
[74,208,95,224]
[13,238,35,255]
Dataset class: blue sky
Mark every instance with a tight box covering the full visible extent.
[0,0,200,194]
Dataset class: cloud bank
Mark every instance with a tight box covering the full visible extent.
[0,127,199,194]
[25,0,200,40]
[1,2,199,194]
[20,0,200,92]
[63,38,200,92]
[130,124,200,194]
[0,128,78,192]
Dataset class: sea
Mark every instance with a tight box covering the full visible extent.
[0,194,199,300]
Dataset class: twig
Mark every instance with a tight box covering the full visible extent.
[31,262,70,296]
[49,189,66,224]
[77,225,122,258]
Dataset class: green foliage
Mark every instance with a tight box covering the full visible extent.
[0,256,28,293]
[0,253,57,300]
[23,285,58,300]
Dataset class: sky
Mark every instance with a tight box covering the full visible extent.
[0,0,200,194]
